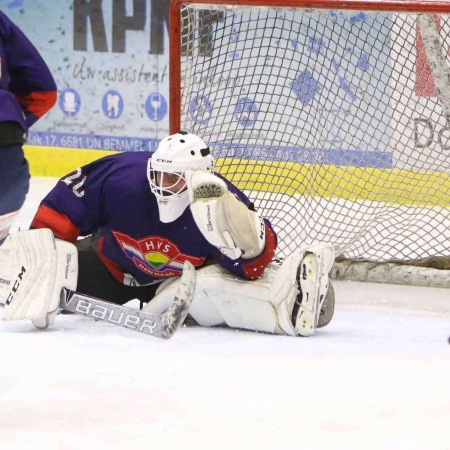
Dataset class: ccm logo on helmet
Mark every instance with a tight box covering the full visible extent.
[156,159,172,163]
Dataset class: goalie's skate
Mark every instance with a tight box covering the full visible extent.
[291,246,333,336]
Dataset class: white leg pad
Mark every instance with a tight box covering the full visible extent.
[1,229,78,328]
[143,243,335,336]
[33,238,78,328]
[0,235,13,305]
[144,264,279,332]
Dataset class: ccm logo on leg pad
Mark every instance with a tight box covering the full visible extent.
[6,266,26,305]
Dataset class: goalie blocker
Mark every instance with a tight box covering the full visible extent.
[1,229,335,337]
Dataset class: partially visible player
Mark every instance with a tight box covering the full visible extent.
[0,11,57,243]
[3,132,335,336]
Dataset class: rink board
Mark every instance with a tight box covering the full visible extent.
[25,145,450,207]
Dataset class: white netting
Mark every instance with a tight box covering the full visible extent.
[173,3,450,261]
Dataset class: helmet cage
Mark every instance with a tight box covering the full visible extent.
[147,132,214,201]
[147,162,188,199]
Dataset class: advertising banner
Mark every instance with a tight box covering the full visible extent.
[3,2,448,172]
[2,0,171,152]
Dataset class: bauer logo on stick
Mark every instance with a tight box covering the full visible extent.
[74,298,158,334]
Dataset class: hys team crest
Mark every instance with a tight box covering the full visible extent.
[113,231,205,278]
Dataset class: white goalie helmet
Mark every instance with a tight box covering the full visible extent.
[148,131,214,223]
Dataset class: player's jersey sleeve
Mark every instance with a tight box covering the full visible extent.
[0,11,57,129]
[211,174,278,280]
[30,155,120,242]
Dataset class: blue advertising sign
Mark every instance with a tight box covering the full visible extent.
[189,94,213,125]
[59,88,81,117]
[102,90,124,119]
[145,93,168,122]
[234,97,258,128]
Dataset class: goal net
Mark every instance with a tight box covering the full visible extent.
[169,0,450,285]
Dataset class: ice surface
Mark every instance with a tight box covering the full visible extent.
[1,177,449,450]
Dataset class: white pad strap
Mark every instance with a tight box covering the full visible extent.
[1,229,78,328]
[0,210,19,242]
[186,170,265,260]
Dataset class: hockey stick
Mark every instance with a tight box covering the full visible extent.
[59,261,196,339]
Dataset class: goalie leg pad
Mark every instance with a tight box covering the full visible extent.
[2,229,56,321]
[143,243,335,336]
[144,263,279,332]
[1,229,78,328]
[33,238,78,328]
[0,235,14,305]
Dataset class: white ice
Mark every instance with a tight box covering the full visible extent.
[1,177,449,450]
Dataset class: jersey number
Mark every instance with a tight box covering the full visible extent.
[62,169,86,198]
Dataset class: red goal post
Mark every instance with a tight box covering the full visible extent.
[169,0,450,286]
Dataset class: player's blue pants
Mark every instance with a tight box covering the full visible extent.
[0,142,29,215]
[0,143,29,244]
